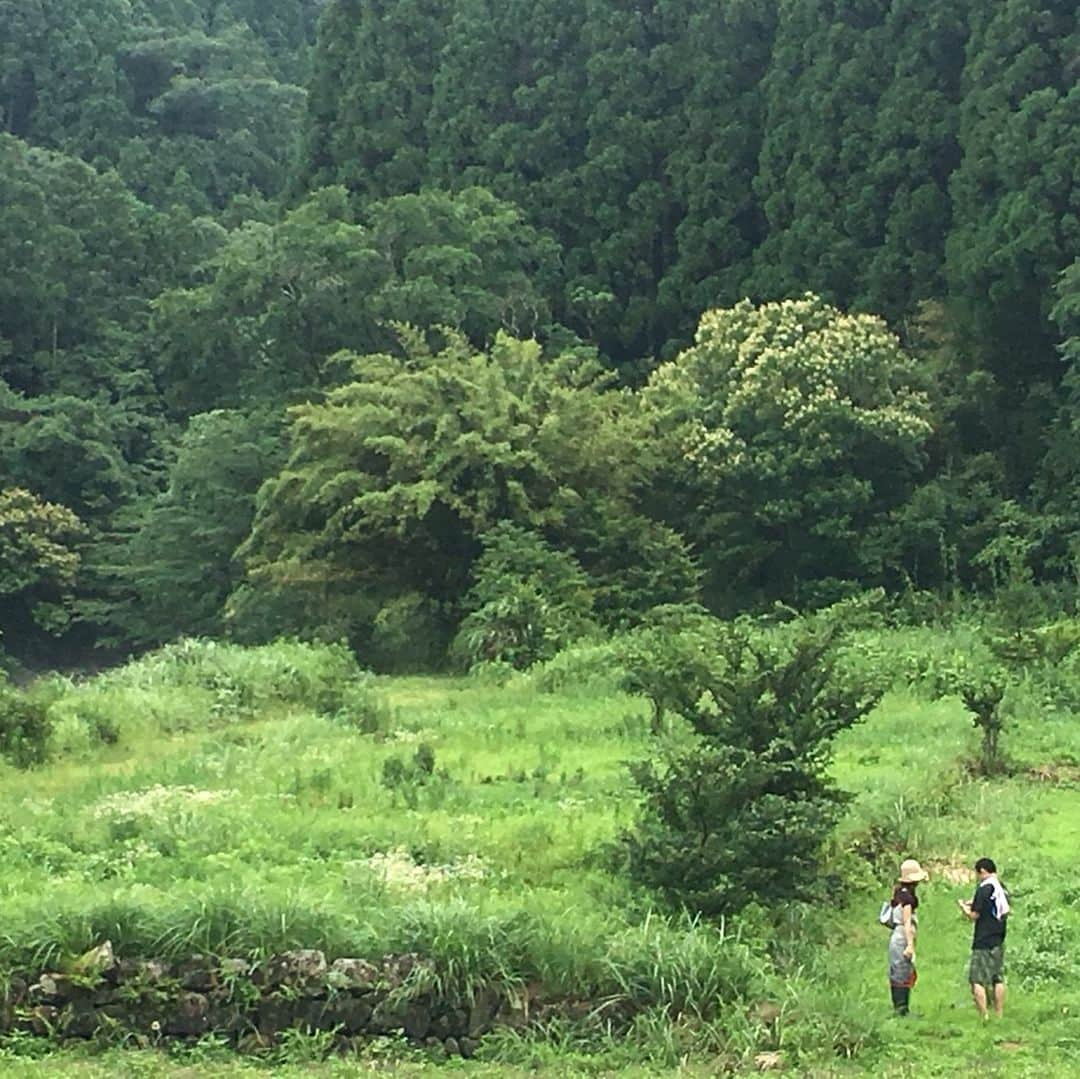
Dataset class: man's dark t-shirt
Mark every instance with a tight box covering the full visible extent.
[971,880,1008,950]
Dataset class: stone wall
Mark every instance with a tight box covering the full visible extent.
[0,943,560,1057]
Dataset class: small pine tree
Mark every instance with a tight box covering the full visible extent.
[620,603,882,916]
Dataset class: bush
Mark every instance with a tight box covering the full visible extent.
[102,638,368,716]
[452,525,598,671]
[613,604,723,732]
[532,638,626,694]
[331,675,392,735]
[0,679,53,768]
[1007,890,1080,988]
[368,593,450,673]
[620,602,883,916]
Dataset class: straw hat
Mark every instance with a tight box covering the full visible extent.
[898,858,929,884]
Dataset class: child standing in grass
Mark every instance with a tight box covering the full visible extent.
[888,858,929,1016]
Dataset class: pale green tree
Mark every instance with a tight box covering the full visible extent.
[0,487,85,649]
[644,295,934,604]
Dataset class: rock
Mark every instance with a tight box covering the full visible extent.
[73,941,117,982]
[3,974,28,1006]
[327,957,380,992]
[98,1003,130,1025]
[425,1037,448,1062]
[177,956,216,992]
[91,986,121,1007]
[369,996,408,1034]
[219,957,251,979]
[468,985,502,1038]
[262,950,328,995]
[380,953,431,990]
[256,993,297,1036]
[206,1004,246,1034]
[23,1004,59,1036]
[318,996,374,1034]
[403,1001,431,1041]
[449,1007,469,1036]
[164,991,210,1037]
[117,958,171,986]
[59,1002,102,1039]
[237,1030,274,1054]
[31,974,97,1006]
[428,1011,454,1040]
[28,974,62,1006]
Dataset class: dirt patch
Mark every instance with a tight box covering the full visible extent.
[925,860,975,885]
[1026,764,1080,785]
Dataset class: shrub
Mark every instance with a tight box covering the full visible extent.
[0,679,53,768]
[613,604,722,732]
[331,675,392,735]
[532,638,626,694]
[368,593,450,673]
[927,649,1011,775]
[620,601,883,916]
[452,525,598,671]
[1007,891,1080,988]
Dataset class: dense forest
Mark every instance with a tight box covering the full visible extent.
[1,0,1078,671]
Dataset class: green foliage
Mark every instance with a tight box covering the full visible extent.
[108,409,285,648]
[1008,889,1080,989]
[947,1,1078,391]
[621,603,883,916]
[558,494,702,628]
[452,524,597,671]
[644,295,933,605]
[750,0,965,322]
[0,487,85,650]
[0,0,318,210]
[926,648,1011,776]
[0,677,53,768]
[368,593,450,674]
[614,604,722,732]
[38,638,380,754]
[0,136,158,393]
[238,329,647,663]
[149,186,562,416]
[0,625,1077,1072]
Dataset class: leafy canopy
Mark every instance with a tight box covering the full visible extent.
[237,328,640,653]
[645,295,934,603]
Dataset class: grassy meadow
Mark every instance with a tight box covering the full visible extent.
[1,630,1078,1076]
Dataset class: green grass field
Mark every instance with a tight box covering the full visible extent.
[1,634,1078,1076]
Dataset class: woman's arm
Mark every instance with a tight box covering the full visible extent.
[902,904,915,957]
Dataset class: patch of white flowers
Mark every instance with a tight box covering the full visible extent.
[92,785,234,820]
[360,847,486,891]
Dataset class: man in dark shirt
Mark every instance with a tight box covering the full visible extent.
[958,856,1010,1018]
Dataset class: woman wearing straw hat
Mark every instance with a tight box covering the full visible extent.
[887,858,929,1015]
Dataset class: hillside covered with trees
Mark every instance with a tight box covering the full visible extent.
[2,6,1080,1077]
[1,0,1077,673]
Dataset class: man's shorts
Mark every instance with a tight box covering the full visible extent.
[969,944,1005,986]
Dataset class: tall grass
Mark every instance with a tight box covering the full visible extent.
[2,622,1078,1075]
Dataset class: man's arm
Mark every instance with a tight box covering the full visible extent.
[957,899,979,921]
[958,883,987,921]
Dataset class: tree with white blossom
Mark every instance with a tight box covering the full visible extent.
[644,294,934,605]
